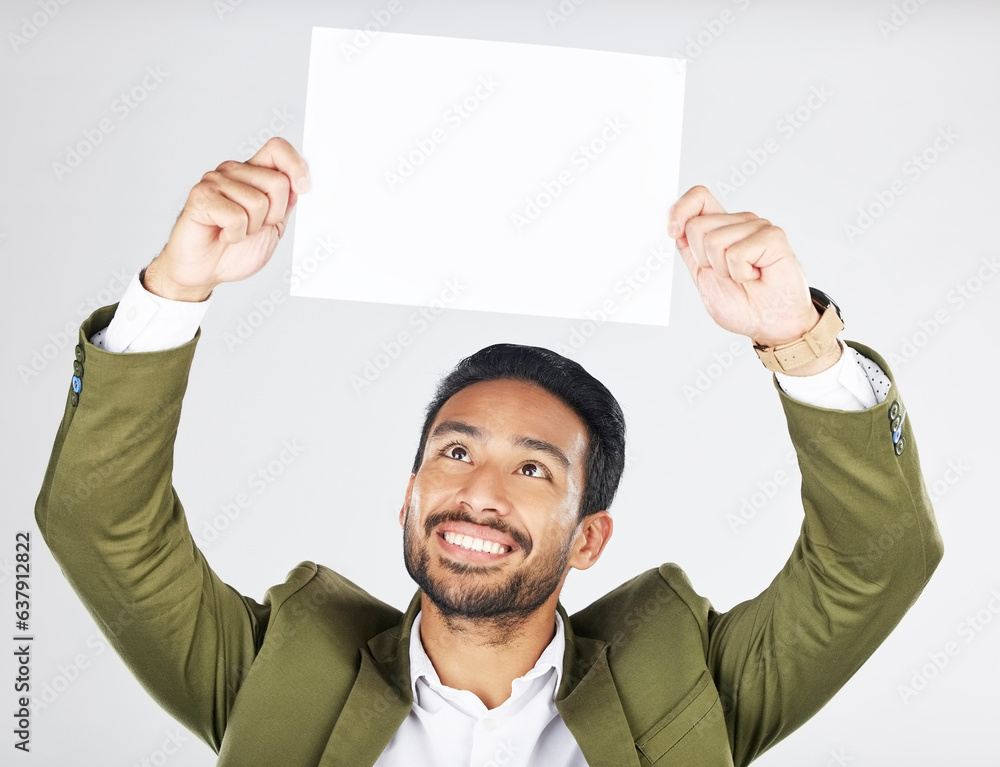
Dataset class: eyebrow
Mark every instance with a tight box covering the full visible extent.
[430,420,572,471]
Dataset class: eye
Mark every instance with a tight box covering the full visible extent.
[440,443,471,463]
[518,462,550,479]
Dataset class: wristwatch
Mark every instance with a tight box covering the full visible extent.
[752,288,844,373]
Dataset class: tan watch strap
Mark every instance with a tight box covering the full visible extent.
[753,302,845,373]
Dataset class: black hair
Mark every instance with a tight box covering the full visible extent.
[410,344,626,519]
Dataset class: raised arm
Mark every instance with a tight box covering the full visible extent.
[34,139,312,750]
[666,186,944,764]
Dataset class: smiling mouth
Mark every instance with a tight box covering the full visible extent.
[441,531,511,555]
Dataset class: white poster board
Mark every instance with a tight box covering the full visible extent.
[291,27,685,325]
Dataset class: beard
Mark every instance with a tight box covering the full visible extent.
[403,506,573,625]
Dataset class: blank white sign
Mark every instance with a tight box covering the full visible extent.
[291,26,685,325]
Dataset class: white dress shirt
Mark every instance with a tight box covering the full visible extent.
[86,269,892,765]
[374,611,585,766]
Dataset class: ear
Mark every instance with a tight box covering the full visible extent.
[398,474,416,528]
[567,511,613,571]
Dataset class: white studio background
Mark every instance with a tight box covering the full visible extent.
[3,1,998,766]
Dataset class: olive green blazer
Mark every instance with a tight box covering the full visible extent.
[35,306,943,767]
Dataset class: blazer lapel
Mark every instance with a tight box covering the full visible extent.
[318,592,422,767]
[556,604,641,767]
[317,597,640,767]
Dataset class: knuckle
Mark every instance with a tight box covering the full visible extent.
[190,181,215,205]
[229,209,249,232]
[686,216,707,235]
[200,169,221,185]
[703,227,723,247]
[216,159,243,173]
[270,173,290,195]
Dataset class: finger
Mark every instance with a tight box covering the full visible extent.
[702,218,774,282]
[272,185,301,240]
[199,169,276,239]
[667,185,727,242]
[214,160,291,229]
[275,188,298,239]
[186,180,259,245]
[683,212,759,269]
[247,136,311,195]
[719,222,792,284]
[673,216,746,283]
[675,237,700,283]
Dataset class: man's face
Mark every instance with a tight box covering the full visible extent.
[400,379,592,621]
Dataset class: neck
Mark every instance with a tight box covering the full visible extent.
[417,591,561,710]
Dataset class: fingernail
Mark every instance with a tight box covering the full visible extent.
[297,175,311,194]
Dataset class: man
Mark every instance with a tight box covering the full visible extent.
[36,137,943,766]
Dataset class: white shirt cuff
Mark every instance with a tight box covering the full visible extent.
[90,270,212,353]
[775,342,890,411]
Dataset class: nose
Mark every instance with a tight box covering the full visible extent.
[455,462,511,516]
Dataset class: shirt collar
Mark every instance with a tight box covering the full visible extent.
[408,610,566,701]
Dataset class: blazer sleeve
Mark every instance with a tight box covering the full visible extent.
[34,304,275,752]
[704,342,944,767]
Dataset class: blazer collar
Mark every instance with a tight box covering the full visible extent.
[319,594,638,767]
[317,592,421,766]
[556,603,642,767]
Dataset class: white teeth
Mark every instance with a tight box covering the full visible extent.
[443,532,509,554]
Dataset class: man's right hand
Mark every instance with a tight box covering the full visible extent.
[143,137,311,302]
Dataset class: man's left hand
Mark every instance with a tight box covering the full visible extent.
[668,185,821,348]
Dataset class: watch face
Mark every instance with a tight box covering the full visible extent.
[809,287,843,321]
